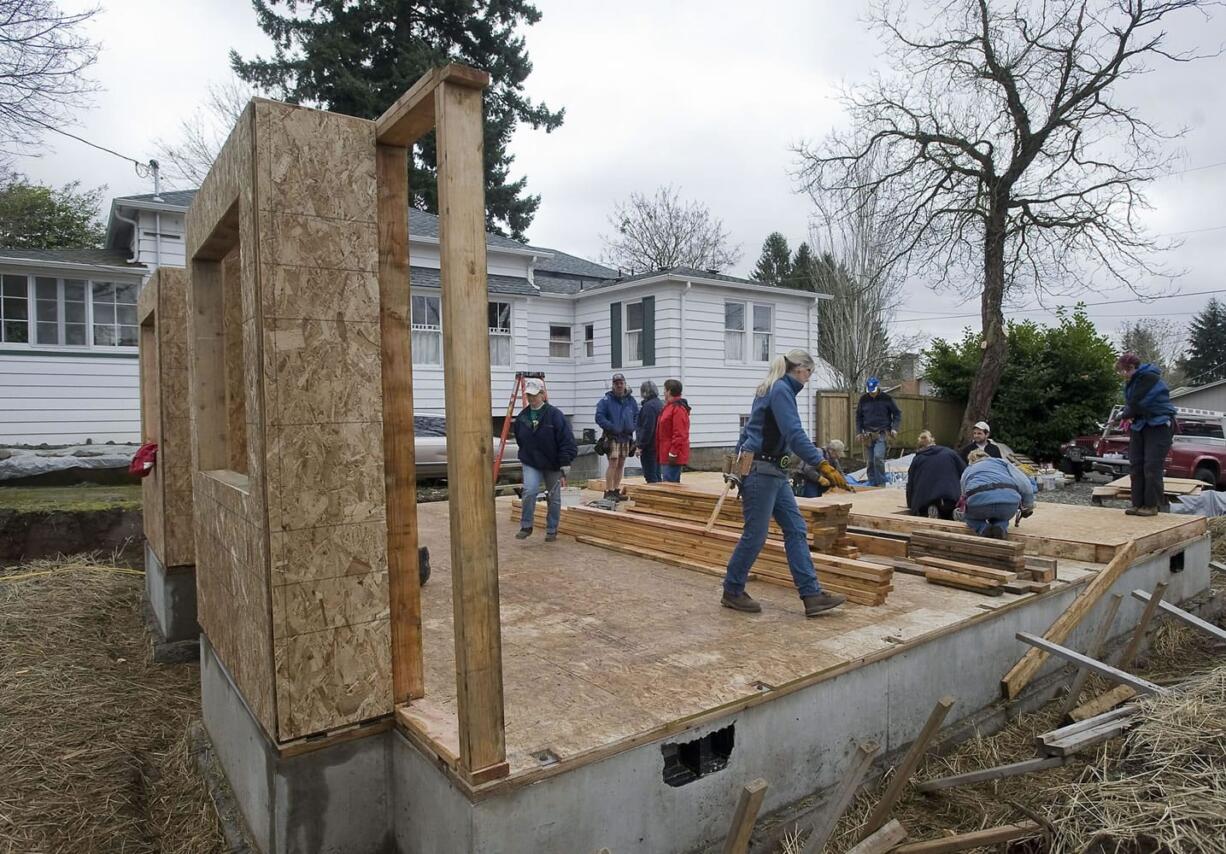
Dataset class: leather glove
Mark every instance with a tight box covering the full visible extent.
[1020,506,1034,519]
[819,460,849,491]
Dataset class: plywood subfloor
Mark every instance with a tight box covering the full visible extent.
[397,493,1108,788]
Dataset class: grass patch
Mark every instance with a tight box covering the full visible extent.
[0,483,142,513]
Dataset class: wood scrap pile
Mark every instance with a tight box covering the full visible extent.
[511,499,893,605]
[904,530,1056,596]
[1091,475,1207,505]
[623,483,860,556]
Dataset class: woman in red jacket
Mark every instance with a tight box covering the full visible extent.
[656,378,691,483]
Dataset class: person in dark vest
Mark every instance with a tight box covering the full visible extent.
[958,421,1003,462]
[656,378,691,483]
[906,430,965,518]
[513,378,577,542]
[721,349,845,618]
[1116,352,1177,516]
[856,377,901,486]
[595,372,638,501]
[636,381,664,483]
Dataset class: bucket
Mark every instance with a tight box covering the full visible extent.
[560,486,583,507]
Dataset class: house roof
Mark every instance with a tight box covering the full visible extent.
[113,189,201,208]
[1171,377,1226,398]
[0,247,145,270]
[529,246,617,280]
[409,266,536,297]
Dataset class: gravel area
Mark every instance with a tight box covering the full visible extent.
[1034,472,1113,507]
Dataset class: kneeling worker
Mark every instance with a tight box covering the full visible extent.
[514,378,577,543]
[960,448,1034,539]
[794,439,852,498]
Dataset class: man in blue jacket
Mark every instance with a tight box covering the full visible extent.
[514,378,577,542]
[856,377,901,486]
[636,380,664,484]
[595,373,639,500]
[960,449,1035,539]
[1116,352,1177,516]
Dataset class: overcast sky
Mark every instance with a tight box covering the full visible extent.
[15,0,1226,352]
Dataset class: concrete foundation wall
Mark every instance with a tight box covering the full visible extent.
[201,537,1210,854]
[144,542,199,643]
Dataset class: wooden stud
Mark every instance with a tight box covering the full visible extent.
[860,696,954,839]
[1038,705,1141,755]
[1117,581,1168,671]
[722,778,769,854]
[377,143,424,704]
[1130,589,1226,642]
[375,63,489,146]
[891,821,1040,853]
[1001,540,1137,699]
[435,75,507,781]
[1015,633,1163,696]
[801,740,880,854]
[1057,592,1124,721]
[847,819,908,854]
[915,756,1068,793]
[1069,684,1137,722]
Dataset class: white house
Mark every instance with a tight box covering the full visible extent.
[0,189,832,453]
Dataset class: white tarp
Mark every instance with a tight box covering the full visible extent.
[0,444,139,481]
[1171,490,1226,517]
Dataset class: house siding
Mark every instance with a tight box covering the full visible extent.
[134,209,187,269]
[1172,383,1226,413]
[0,351,140,444]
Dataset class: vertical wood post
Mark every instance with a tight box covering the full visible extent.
[377,143,424,704]
[435,78,508,782]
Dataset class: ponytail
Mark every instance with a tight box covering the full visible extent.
[754,348,816,397]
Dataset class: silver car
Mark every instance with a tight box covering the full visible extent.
[414,415,520,480]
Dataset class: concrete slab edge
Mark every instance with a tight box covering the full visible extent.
[189,720,257,854]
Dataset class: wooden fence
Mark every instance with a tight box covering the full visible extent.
[815,392,963,451]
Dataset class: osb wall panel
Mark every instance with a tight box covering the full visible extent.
[222,249,248,474]
[155,268,196,568]
[252,100,391,741]
[139,286,164,562]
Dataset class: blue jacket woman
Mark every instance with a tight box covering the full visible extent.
[1117,353,1177,515]
[721,349,845,618]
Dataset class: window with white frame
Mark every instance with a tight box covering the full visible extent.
[624,300,644,365]
[548,324,571,358]
[725,300,773,363]
[1,273,137,348]
[584,323,594,358]
[488,301,512,366]
[412,294,441,364]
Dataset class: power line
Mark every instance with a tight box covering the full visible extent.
[20,114,155,178]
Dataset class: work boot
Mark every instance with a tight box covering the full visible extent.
[721,591,762,613]
[516,527,533,540]
[602,490,616,500]
[1124,506,1142,515]
[802,592,846,617]
[1135,506,1159,517]
[544,532,557,543]
[984,525,1006,540]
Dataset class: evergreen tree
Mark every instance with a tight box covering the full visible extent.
[751,232,792,285]
[0,174,105,249]
[1179,298,1226,386]
[232,0,564,239]
[785,242,818,291]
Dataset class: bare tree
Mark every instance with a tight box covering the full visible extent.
[1118,317,1187,382]
[0,0,99,160]
[153,76,257,187]
[794,0,1212,438]
[601,185,741,274]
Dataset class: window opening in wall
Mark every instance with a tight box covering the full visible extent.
[584,323,594,358]
[549,324,571,358]
[724,301,744,361]
[412,294,442,364]
[661,724,735,787]
[1,274,29,343]
[625,300,644,365]
[488,300,512,366]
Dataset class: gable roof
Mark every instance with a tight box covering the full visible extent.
[113,189,201,208]
[409,265,535,297]
[0,247,145,270]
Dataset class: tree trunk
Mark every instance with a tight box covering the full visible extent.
[961,208,1008,441]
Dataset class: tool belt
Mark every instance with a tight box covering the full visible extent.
[757,452,793,470]
[965,482,1020,498]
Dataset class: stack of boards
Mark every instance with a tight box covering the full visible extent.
[1092,475,1207,504]
[624,483,861,556]
[510,497,894,606]
[903,529,1055,596]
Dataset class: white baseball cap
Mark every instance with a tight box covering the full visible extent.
[973,421,990,433]
[524,379,544,395]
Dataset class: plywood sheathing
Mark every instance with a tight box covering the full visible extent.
[138,267,196,568]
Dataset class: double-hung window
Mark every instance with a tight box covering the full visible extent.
[488,301,512,366]
[412,294,442,364]
[584,323,594,358]
[1,275,29,343]
[752,304,774,362]
[91,281,139,346]
[724,300,774,363]
[0,273,136,348]
[548,324,571,358]
[624,300,645,365]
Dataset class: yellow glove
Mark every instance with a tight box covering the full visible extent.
[819,460,848,491]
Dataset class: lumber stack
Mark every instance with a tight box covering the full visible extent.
[914,556,1017,596]
[1092,475,1206,504]
[908,529,1025,574]
[511,499,893,605]
[624,483,860,556]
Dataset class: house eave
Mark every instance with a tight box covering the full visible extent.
[0,256,147,278]
[580,272,834,301]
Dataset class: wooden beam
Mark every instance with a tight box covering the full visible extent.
[1069,684,1137,722]
[801,740,880,854]
[891,821,1040,853]
[1015,632,1164,696]
[722,778,769,854]
[1130,588,1226,642]
[375,64,489,145]
[1118,581,1168,670]
[1001,540,1137,699]
[846,819,908,854]
[377,143,424,704]
[435,77,506,782]
[1038,705,1141,755]
[915,756,1068,793]
[860,696,954,838]
[1058,592,1123,721]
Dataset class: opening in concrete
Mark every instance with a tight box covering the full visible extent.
[1171,550,1185,573]
[661,724,735,787]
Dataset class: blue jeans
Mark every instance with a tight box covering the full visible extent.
[662,463,683,483]
[723,466,821,598]
[640,451,661,484]
[521,464,563,535]
[965,499,1018,537]
[866,433,888,486]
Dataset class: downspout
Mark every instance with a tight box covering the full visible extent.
[113,209,141,264]
[680,280,691,385]
[154,211,162,269]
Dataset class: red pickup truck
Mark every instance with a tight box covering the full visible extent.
[1058,405,1226,488]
